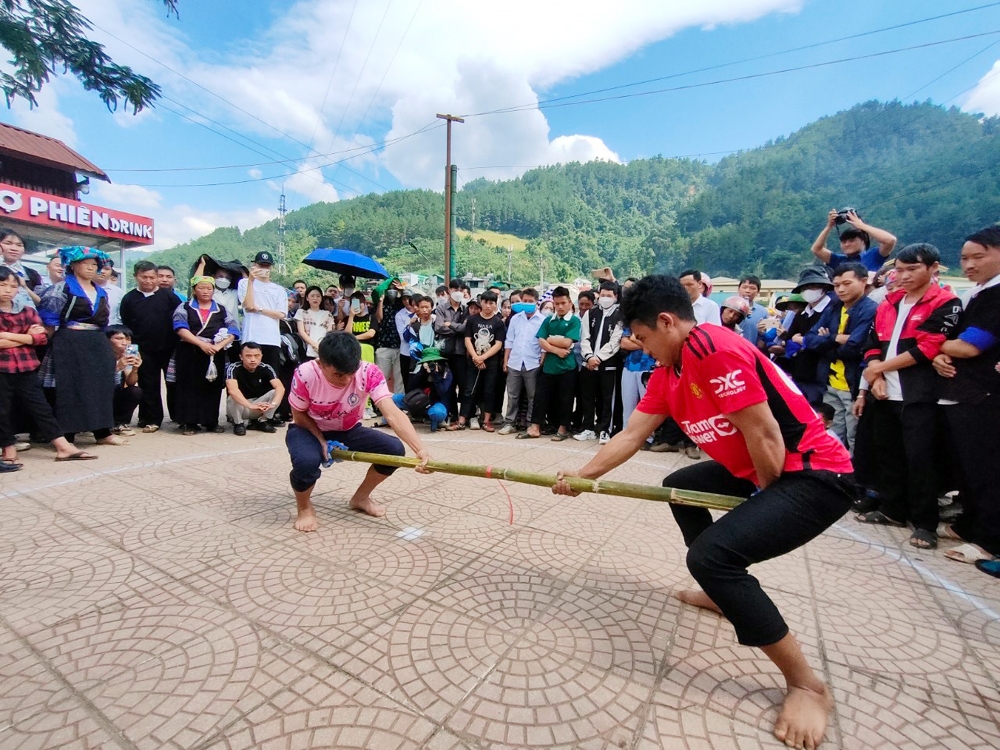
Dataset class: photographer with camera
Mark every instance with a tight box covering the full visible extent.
[811,208,897,273]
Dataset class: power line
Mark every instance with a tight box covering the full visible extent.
[305,0,359,156]
[463,29,1000,118]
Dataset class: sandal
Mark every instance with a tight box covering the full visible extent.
[515,431,540,439]
[54,451,98,462]
[937,523,964,541]
[142,425,160,433]
[944,543,993,564]
[975,559,1000,578]
[908,529,937,549]
[448,421,467,431]
[482,422,495,433]
[0,459,23,472]
[551,432,570,442]
[96,435,129,446]
[855,510,906,527]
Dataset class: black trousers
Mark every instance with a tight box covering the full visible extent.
[136,348,172,427]
[870,400,941,533]
[0,370,62,447]
[460,360,500,420]
[578,365,618,433]
[113,384,143,426]
[532,368,577,429]
[666,461,855,647]
[399,354,412,392]
[446,353,468,419]
[947,398,1000,555]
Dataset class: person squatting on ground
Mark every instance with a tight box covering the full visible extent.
[392,346,452,431]
[225,341,285,435]
[553,274,855,750]
[285,331,431,532]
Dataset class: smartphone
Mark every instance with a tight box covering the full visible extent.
[763,318,780,331]
[125,344,139,357]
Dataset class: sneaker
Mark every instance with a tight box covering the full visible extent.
[13,441,31,452]
[684,445,703,460]
[573,430,597,442]
[258,421,277,434]
[113,425,136,437]
[648,441,681,453]
[234,424,247,436]
[469,417,481,430]
[599,431,611,445]
[497,424,516,436]
[364,407,376,420]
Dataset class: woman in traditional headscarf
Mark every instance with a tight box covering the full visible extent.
[37,246,120,445]
[171,276,238,435]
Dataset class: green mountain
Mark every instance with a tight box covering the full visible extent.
[145,101,1000,286]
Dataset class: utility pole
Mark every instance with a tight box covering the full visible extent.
[470,196,476,234]
[437,113,464,284]
[507,244,513,283]
[277,187,287,275]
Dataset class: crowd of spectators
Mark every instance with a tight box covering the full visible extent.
[0,214,997,575]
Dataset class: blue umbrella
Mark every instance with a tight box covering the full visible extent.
[302,248,389,279]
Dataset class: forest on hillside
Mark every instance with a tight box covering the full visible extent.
[146,101,1000,287]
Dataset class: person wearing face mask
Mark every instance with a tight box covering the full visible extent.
[238,251,287,372]
[373,281,405,395]
[786,267,836,405]
[335,274,357,325]
[434,280,469,421]
[346,291,378,365]
[576,281,624,445]
[498,288,544,435]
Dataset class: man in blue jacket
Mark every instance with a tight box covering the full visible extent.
[801,262,877,451]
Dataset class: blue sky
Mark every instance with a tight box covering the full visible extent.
[6,0,1000,250]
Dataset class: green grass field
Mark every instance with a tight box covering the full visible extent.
[456,228,529,252]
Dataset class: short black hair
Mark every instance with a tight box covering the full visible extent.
[895,243,940,267]
[815,402,836,421]
[839,228,870,249]
[105,324,133,339]
[241,341,263,353]
[625,277,638,284]
[966,225,1000,249]
[620,275,695,327]
[416,295,433,306]
[0,266,16,283]
[598,280,619,296]
[508,288,521,298]
[678,269,702,282]
[293,279,306,286]
[520,287,538,301]
[338,274,356,286]
[318,331,362,373]
[551,286,571,300]
[435,285,448,296]
[832,262,868,281]
[739,274,762,289]
[133,260,156,275]
[577,290,596,303]
[481,290,498,303]
[448,279,462,290]
[156,265,175,274]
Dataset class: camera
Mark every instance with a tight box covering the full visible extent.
[834,207,858,225]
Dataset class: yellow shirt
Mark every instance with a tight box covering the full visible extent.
[828,306,850,391]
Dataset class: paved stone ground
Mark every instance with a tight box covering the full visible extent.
[1,423,998,750]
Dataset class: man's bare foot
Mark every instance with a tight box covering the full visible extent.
[349,494,386,517]
[774,684,832,749]
[674,588,724,615]
[294,510,318,532]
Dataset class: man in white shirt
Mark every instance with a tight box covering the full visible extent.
[395,289,416,390]
[237,251,287,372]
[679,269,722,325]
[499,288,544,435]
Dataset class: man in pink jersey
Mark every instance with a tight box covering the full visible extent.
[286,331,431,532]
[554,275,854,750]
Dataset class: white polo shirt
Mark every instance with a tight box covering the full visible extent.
[237,277,286,346]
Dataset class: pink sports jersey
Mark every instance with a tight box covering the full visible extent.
[637,325,853,486]
[288,359,391,432]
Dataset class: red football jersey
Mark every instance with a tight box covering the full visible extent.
[637,325,853,486]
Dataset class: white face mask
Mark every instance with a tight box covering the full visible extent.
[343,285,355,297]
[451,291,464,303]
[801,289,826,305]
[598,296,615,310]
[215,278,230,290]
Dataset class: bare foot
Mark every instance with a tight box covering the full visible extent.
[294,509,318,532]
[774,684,832,749]
[674,588,724,615]
[349,494,386,517]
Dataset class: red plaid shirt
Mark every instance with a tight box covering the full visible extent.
[0,305,48,373]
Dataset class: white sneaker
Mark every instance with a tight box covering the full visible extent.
[364,407,376,420]
[573,429,597,441]
[599,431,610,445]
[497,423,516,436]
[469,417,481,430]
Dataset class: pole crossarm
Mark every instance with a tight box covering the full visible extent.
[328,449,744,512]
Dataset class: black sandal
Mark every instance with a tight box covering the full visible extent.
[908,528,937,549]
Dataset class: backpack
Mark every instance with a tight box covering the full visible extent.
[402,389,432,417]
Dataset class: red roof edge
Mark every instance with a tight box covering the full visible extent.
[0,122,110,182]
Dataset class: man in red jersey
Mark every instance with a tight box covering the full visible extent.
[553,275,855,750]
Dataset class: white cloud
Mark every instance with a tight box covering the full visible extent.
[91,182,162,210]
[283,164,339,204]
[154,205,275,251]
[248,168,263,179]
[961,60,1000,116]
[7,83,79,149]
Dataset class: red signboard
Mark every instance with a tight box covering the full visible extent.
[0,181,154,245]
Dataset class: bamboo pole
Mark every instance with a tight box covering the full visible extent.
[328,449,744,512]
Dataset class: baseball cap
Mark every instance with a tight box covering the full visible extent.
[253,251,275,265]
